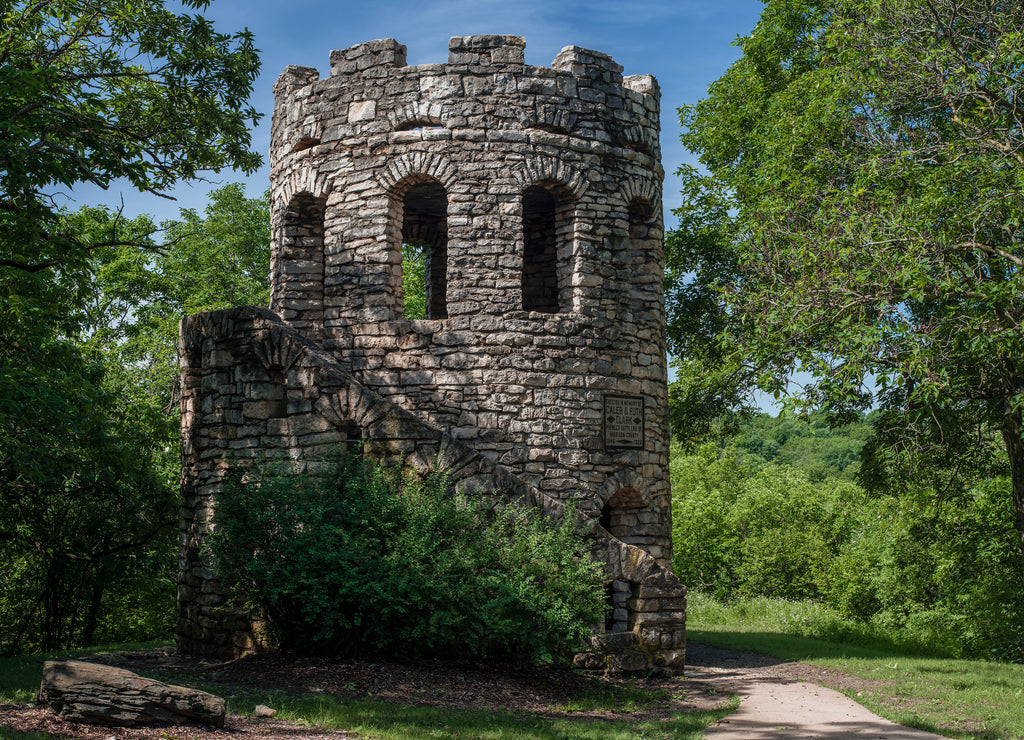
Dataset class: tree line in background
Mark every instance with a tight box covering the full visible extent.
[671,415,1023,661]
[667,0,1024,571]
[665,0,1024,663]
[3,0,1024,665]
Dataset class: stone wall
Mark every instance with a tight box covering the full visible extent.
[178,35,685,673]
[268,35,670,566]
[178,308,684,672]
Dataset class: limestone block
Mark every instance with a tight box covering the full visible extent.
[38,661,225,727]
[604,651,649,674]
[572,652,606,671]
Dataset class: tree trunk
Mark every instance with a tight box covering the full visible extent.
[82,559,109,646]
[1000,411,1024,578]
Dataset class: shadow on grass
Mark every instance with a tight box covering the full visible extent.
[0,727,63,740]
[687,629,938,664]
[232,692,736,740]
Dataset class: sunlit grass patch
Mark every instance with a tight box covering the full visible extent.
[227,689,737,740]
[0,639,172,705]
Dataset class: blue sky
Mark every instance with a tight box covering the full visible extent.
[71,0,765,226]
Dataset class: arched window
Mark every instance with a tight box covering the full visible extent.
[400,180,447,319]
[627,198,657,295]
[521,185,560,312]
[600,486,649,548]
[628,199,651,243]
[600,486,649,633]
[272,192,326,340]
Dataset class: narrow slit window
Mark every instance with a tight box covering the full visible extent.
[400,181,447,319]
[272,192,326,340]
[627,199,655,293]
[521,185,559,313]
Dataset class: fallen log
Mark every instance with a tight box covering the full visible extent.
[37,660,225,727]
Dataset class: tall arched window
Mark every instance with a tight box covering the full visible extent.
[400,180,447,319]
[272,191,326,340]
[627,198,657,297]
[521,185,560,313]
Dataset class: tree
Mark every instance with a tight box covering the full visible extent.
[0,186,270,653]
[100,183,271,422]
[674,0,1024,571]
[0,0,262,651]
[0,0,261,276]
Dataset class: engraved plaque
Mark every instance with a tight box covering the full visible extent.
[604,394,644,449]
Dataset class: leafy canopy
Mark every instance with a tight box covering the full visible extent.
[0,0,263,652]
[672,0,1024,569]
[0,0,261,274]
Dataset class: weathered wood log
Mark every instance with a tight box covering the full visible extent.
[37,660,225,727]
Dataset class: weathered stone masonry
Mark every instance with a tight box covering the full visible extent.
[178,35,686,673]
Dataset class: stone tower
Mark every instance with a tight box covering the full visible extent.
[177,35,686,673]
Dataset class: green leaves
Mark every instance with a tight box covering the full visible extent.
[672,0,1024,569]
[1,0,261,275]
[211,455,605,663]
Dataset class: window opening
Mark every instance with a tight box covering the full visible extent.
[526,122,570,135]
[273,192,325,340]
[402,243,428,320]
[628,200,652,240]
[627,199,654,288]
[401,181,447,319]
[266,368,288,418]
[601,487,648,548]
[521,185,559,313]
[344,422,363,452]
[622,140,652,156]
[292,136,320,153]
[601,486,648,633]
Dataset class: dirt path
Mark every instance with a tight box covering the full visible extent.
[687,642,951,739]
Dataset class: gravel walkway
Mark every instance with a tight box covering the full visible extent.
[687,643,952,739]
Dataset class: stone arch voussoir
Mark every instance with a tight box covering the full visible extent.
[620,178,662,223]
[387,100,447,130]
[252,330,305,375]
[597,469,652,513]
[512,156,587,200]
[274,168,333,212]
[375,152,458,195]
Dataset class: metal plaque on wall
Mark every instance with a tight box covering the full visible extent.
[604,394,644,449]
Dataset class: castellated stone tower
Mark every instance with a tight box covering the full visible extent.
[177,35,686,674]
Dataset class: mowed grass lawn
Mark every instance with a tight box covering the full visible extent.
[689,592,1024,740]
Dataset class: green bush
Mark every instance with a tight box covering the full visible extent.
[671,442,863,602]
[210,453,605,664]
[671,437,1024,662]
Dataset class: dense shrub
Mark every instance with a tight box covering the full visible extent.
[671,440,1024,662]
[210,454,605,664]
[670,443,863,601]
